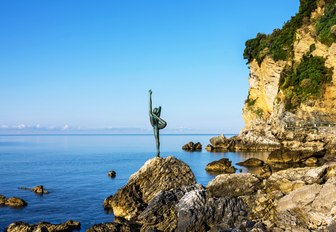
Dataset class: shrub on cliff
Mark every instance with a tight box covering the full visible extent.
[244,0,318,64]
[279,54,333,111]
[316,0,336,46]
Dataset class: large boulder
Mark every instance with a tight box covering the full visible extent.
[205,158,237,173]
[6,220,80,232]
[237,158,265,167]
[138,184,204,231]
[207,173,262,198]
[104,156,196,220]
[182,141,202,151]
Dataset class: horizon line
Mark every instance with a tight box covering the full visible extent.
[0,133,238,136]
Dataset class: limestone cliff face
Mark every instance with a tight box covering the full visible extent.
[241,0,336,151]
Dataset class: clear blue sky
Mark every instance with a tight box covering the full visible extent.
[0,0,299,133]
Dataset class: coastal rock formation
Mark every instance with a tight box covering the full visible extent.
[205,163,336,231]
[205,158,236,173]
[237,158,264,167]
[104,156,196,220]
[99,155,336,231]
[19,185,49,195]
[182,141,202,151]
[6,220,80,232]
[209,0,336,152]
[0,195,27,208]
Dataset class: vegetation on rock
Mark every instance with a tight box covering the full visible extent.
[316,0,336,46]
[243,0,318,64]
[279,54,333,111]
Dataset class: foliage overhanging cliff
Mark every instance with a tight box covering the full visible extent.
[242,0,336,132]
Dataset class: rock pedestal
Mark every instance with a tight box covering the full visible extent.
[104,156,196,220]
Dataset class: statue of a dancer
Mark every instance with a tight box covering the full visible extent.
[149,90,167,157]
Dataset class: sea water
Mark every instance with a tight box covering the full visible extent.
[0,134,269,231]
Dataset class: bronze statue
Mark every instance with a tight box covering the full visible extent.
[149,90,167,157]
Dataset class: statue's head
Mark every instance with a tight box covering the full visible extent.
[153,107,160,116]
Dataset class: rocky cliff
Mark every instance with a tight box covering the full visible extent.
[239,0,336,151]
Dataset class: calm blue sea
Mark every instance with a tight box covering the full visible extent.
[0,134,269,231]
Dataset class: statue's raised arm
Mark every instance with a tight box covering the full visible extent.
[149,89,153,116]
[149,90,154,126]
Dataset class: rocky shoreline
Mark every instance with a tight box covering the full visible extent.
[93,156,336,231]
[4,150,336,231]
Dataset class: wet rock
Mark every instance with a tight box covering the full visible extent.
[19,185,49,195]
[182,141,202,151]
[205,144,214,152]
[267,149,326,164]
[206,133,280,152]
[108,170,116,178]
[205,158,237,173]
[259,164,272,178]
[176,190,264,231]
[207,173,262,198]
[104,156,196,220]
[6,220,80,232]
[305,157,318,166]
[237,158,265,167]
[87,220,140,232]
[5,197,27,208]
[205,134,232,152]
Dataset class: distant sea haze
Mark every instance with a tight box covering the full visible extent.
[0,125,238,135]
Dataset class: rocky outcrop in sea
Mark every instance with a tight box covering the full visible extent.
[0,195,27,208]
[89,156,336,231]
[182,141,202,151]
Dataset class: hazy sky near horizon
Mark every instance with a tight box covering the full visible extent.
[0,0,300,133]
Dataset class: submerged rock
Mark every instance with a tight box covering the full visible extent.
[104,156,196,220]
[0,194,6,205]
[205,158,237,173]
[87,220,140,232]
[237,158,265,167]
[267,149,326,164]
[182,141,202,151]
[19,185,49,195]
[6,220,80,232]
[108,170,116,178]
